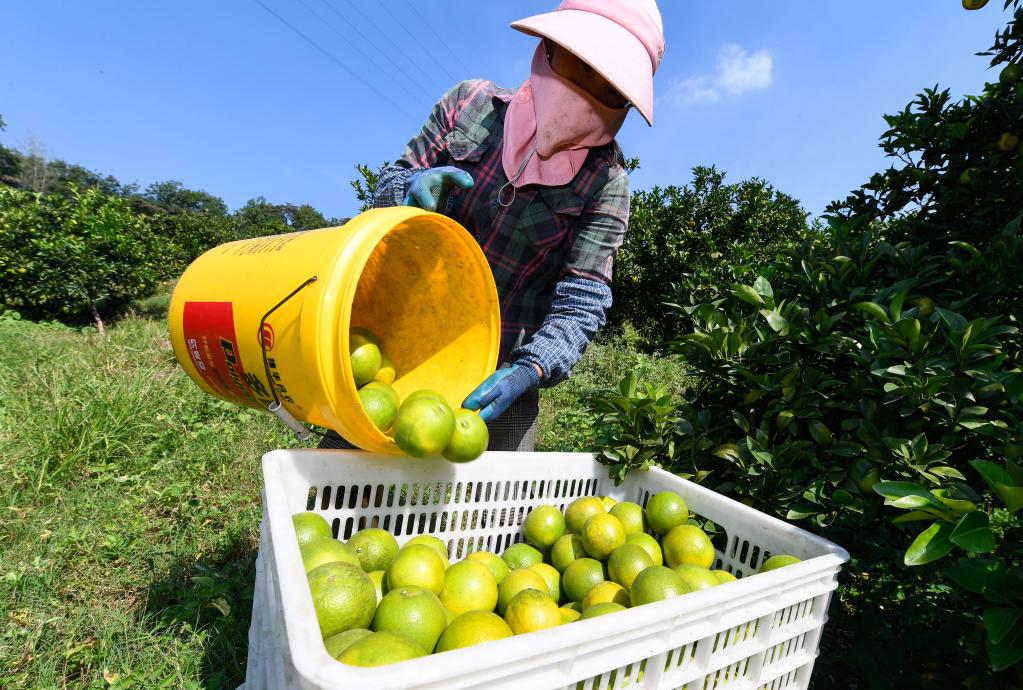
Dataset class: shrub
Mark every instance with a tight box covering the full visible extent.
[592,4,1023,683]
[610,165,810,340]
[0,186,166,331]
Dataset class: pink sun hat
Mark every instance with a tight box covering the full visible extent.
[511,0,665,126]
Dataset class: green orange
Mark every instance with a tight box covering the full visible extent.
[645,491,688,535]
[338,631,425,666]
[387,544,446,594]
[373,352,397,385]
[435,611,513,652]
[439,560,498,616]
[565,496,605,533]
[502,542,543,570]
[608,502,646,535]
[292,512,332,547]
[581,602,626,619]
[403,389,447,405]
[712,569,738,584]
[607,543,654,590]
[523,505,567,550]
[503,588,561,635]
[349,330,382,387]
[528,562,561,603]
[562,557,605,603]
[1000,63,1021,85]
[551,534,587,573]
[307,561,377,638]
[661,525,715,569]
[625,532,663,567]
[630,566,689,607]
[300,538,360,574]
[673,564,720,591]
[581,513,626,560]
[324,628,372,659]
[404,535,449,564]
[347,528,399,573]
[394,397,455,457]
[443,409,489,463]
[371,585,447,653]
[466,551,509,584]
[359,385,397,432]
[497,568,548,615]
[559,606,582,624]
[760,554,801,572]
[582,581,630,611]
[368,570,388,603]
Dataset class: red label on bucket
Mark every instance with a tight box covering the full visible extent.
[182,301,267,407]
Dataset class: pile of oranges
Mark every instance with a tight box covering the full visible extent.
[293,490,801,667]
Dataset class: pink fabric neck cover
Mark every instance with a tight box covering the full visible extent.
[502,45,628,189]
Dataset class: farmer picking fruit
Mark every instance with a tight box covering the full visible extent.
[320,0,665,453]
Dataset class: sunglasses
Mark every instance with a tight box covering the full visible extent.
[543,40,631,111]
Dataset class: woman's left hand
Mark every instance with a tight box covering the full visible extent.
[462,364,541,422]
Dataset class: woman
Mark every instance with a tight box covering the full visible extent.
[322,0,664,452]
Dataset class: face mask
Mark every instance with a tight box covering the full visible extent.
[502,44,629,190]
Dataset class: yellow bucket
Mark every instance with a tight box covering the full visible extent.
[167,207,501,454]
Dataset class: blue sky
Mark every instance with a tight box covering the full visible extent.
[0,2,1012,220]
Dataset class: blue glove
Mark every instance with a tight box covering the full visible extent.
[462,364,540,423]
[402,166,474,212]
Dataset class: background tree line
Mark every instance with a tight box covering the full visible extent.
[0,115,811,335]
[0,117,345,331]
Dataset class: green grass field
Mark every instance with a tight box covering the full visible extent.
[0,315,684,689]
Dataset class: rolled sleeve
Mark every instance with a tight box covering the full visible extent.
[510,275,613,387]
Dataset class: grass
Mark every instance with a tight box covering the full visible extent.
[0,314,688,689]
[537,324,693,453]
[0,315,299,689]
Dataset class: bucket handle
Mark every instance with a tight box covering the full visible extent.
[259,276,319,441]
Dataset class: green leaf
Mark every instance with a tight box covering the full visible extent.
[808,421,833,446]
[752,276,773,300]
[889,291,906,322]
[984,607,1023,646]
[904,522,954,566]
[949,511,995,553]
[929,466,967,481]
[758,309,789,334]
[619,370,638,398]
[893,318,921,349]
[732,284,764,307]
[936,496,976,515]
[873,481,946,511]
[970,460,1023,512]
[987,618,1023,672]
[949,240,981,258]
[892,510,943,524]
[852,301,889,322]
[945,559,1017,604]
[775,409,796,430]
[935,307,968,332]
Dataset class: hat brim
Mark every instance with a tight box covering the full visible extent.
[512,9,654,126]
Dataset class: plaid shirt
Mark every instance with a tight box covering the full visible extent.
[374,79,630,385]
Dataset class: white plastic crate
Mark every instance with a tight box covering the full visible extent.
[242,449,848,690]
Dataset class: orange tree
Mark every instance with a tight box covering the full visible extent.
[610,165,810,340]
[0,186,165,331]
[592,3,1023,686]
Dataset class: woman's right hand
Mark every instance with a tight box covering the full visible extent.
[402,166,474,212]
